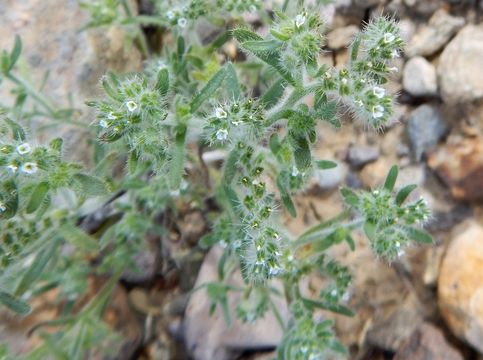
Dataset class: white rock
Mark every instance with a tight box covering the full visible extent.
[403,57,437,97]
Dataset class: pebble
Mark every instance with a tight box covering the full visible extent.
[438,222,483,354]
[406,9,465,57]
[347,145,380,167]
[326,25,359,50]
[403,57,438,97]
[407,105,447,161]
[438,24,483,103]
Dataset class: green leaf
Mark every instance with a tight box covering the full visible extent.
[190,67,227,113]
[0,291,31,315]
[316,160,337,169]
[403,226,433,244]
[383,165,398,191]
[0,180,18,219]
[155,68,169,97]
[72,173,107,196]
[222,147,240,185]
[340,187,359,207]
[233,28,296,86]
[302,298,354,317]
[6,35,22,73]
[363,221,376,242]
[4,118,26,141]
[292,135,311,171]
[269,133,282,156]
[276,174,296,217]
[59,222,98,251]
[350,35,361,63]
[15,235,61,297]
[396,184,417,206]
[222,185,243,219]
[242,40,283,53]
[298,210,350,240]
[260,78,286,109]
[26,181,50,214]
[225,62,241,100]
[345,234,356,251]
[49,138,63,153]
[199,233,219,249]
[168,124,187,190]
[101,74,122,102]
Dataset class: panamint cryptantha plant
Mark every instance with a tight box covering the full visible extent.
[0,0,432,358]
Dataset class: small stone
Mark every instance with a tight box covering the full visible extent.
[314,163,347,190]
[406,9,465,57]
[394,322,464,360]
[438,24,483,103]
[347,145,380,167]
[403,57,437,97]
[184,247,289,360]
[407,105,447,161]
[427,136,483,202]
[438,222,483,353]
[326,25,359,50]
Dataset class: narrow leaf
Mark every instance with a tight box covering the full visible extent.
[363,221,376,242]
[404,226,433,244]
[383,165,398,191]
[225,62,241,100]
[396,184,417,206]
[155,68,169,97]
[26,181,50,214]
[222,148,240,185]
[0,291,31,315]
[190,67,226,113]
[7,35,22,72]
[340,187,359,207]
[316,160,337,169]
[276,174,296,217]
[292,135,311,171]
[169,124,187,190]
[4,118,26,141]
[302,298,354,317]
[59,222,98,251]
[260,78,286,109]
[72,173,107,196]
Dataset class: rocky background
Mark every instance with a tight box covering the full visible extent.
[1,0,483,359]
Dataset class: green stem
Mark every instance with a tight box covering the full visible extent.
[6,73,56,115]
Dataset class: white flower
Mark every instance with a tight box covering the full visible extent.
[372,105,384,118]
[21,162,38,174]
[291,166,299,177]
[395,241,401,248]
[330,289,338,297]
[177,17,187,28]
[355,99,364,107]
[373,86,385,98]
[16,143,31,155]
[166,10,175,20]
[215,107,227,119]
[367,61,373,68]
[387,66,398,73]
[391,49,400,58]
[295,14,306,28]
[126,101,138,112]
[384,32,396,43]
[107,112,117,120]
[7,164,18,173]
[341,77,348,85]
[215,129,229,142]
[99,120,109,128]
[0,203,6,212]
[324,71,332,79]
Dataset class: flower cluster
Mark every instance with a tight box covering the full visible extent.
[204,98,265,147]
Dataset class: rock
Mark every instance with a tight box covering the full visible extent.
[353,0,383,7]
[427,136,483,202]
[326,25,359,49]
[184,247,289,360]
[407,105,447,161]
[438,25,483,103]
[406,9,465,57]
[403,57,437,97]
[394,322,464,360]
[347,145,380,167]
[313,162,348,190]
[438,222,483,353]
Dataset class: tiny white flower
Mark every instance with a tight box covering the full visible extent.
[391,49,400,59]
[342,291,350,302]
[367,61,373,68]
[107,112,117,120]
[287,255,294,262]
[99,119,109,128]
[291,166,299,177]
[397,249,405,257]
[215,129,229,142]
[21,162,38,174]
[0,203,6,212]
[7,164,18,173]
[166,10,175,20]
[295,14,306,28]
[395,241,401,248]
[16,143,31,155]
[384,32,396,43]
[330,289,338,297]
[341,78,348,85]
[324,71,332,79]
[388,66,399,73]
[249,5,257,13]
[177,17,187,28]
[215,107,227,119]
[373,190,379,195]
[126,101,138,112]
[372,105,384,118]
[373,86,385,98]
[231,120,242,126]
[355,99,364,107]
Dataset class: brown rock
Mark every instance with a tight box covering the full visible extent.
[438,221,483,353]
[394,322,463,360]
[427,136,483,202]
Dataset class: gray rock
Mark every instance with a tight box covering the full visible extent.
[407,105,447,161]
[438,25,483,103]
[184,247,289,360]
[314,163,347,190]
[347,145,380,167]
[403,57,437,97]
[353,0,383,7]
[406,9,465,57]
[326,25,359,50]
